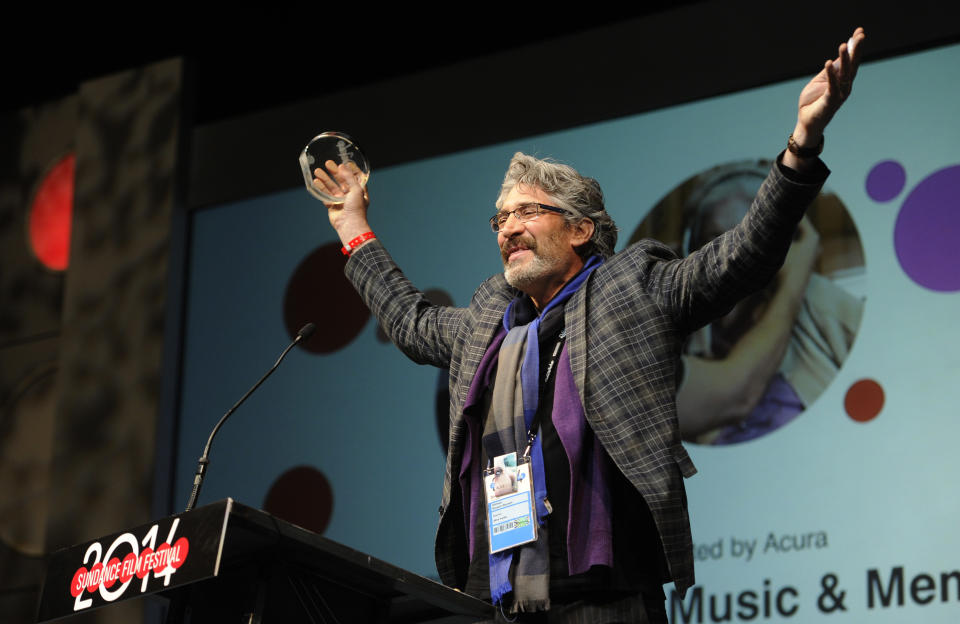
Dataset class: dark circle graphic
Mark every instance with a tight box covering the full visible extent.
[844,379,884,423]
[28,153,75,271]
[284,242,370,353]
[893,165,960,292]
[410,289,456,453]
[865,160,906,202]
[629,159,865,446]
[263,465,334,535]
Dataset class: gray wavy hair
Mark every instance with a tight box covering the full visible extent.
[495,152,618,259]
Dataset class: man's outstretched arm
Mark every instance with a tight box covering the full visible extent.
[644,27,866,331]
[315,159,463,367]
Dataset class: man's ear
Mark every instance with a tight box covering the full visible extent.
[570,218,595,249]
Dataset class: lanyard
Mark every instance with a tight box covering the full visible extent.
[521,328,566,460]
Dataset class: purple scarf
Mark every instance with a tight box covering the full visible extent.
[459,256,614,610]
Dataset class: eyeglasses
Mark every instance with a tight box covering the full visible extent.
[490,203,568,233]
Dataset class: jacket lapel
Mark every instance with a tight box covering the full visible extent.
[565,281,589,408]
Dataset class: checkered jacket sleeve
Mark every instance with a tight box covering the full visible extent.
[344,241,466,367]
[642,158,829,334]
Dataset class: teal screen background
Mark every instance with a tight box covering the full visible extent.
[176,43,960,622]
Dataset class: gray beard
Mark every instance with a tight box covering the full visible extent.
[503,253,556,291]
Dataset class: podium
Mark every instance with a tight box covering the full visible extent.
[37,499,493,623]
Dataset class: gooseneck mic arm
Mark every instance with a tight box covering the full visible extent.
[184,323,316,512]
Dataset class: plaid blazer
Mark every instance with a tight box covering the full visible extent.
[345,160,827,597]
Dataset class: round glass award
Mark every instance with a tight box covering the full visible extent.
[299,132,370,203]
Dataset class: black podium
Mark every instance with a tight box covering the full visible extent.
[37,499,493,623]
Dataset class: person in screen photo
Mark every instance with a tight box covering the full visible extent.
[492,466,518,497]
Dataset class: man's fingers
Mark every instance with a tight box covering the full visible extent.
[328,159,368,192]
[318,159,353,194]
[831,42,850,76]
[837,44,853,97]
[328,159,353,193]
[848,27,865,64]
[839,41,851,75]
[313,166,344,195]
[832,28,865,82]
[825,58,844,101]
[847,28,865,79]
[312,167,336,192]
[345,160,364,177]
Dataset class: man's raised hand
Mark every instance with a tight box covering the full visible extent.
[315,160,372,247]
[786,27,866,169]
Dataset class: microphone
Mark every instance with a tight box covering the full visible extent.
[297,322,316,342]
[184,323,315,511]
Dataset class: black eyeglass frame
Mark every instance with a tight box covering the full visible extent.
[489,203,568,233]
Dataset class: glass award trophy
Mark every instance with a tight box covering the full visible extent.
[299,132,370,203]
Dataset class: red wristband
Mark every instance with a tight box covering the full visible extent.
[341,231,376,256]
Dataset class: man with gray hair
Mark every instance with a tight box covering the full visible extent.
[316,27,864,623]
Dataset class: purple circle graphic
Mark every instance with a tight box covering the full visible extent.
[866,160,906,202]
[893,165,960,292]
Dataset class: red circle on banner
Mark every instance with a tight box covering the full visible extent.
[70,567,88,598]
[120,552,137,583]
[844,379,885,422]
[153,543,170,572]
[28,153,75,271]
[137,548,153,579]
[170,537,189,569]
[102,557,121,589]
[87,562,103,593]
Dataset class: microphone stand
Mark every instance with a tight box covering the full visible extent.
[184,323,315,512]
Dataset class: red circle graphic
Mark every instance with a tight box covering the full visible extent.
[844,379,884,422]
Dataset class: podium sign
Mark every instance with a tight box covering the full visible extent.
[38,499,492,623]
[37,500,232,622]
